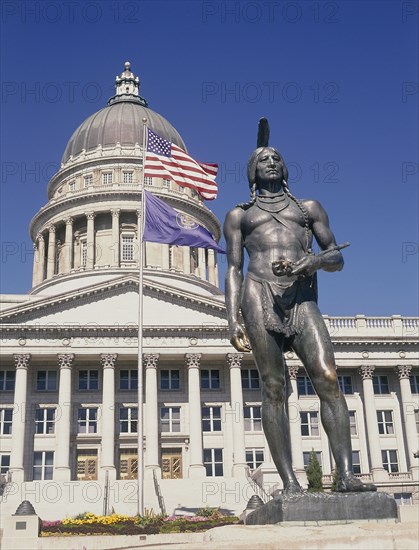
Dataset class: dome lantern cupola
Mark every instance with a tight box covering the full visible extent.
[108,61,148,107]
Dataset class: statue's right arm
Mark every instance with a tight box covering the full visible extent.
[223,208,251,352]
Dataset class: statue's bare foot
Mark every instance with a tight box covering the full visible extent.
[337,473,377,493]
[283,481,303,495]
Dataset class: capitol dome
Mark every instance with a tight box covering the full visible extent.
[61,62,186,164]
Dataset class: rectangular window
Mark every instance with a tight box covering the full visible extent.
[69,180,76,191]
[119,407,138,434]
[123,171,134,184]
[81,239,87,268]
[84,175,93,188]
[202,406,222,432]
[244,405,262,431]
[297,376,316,396]
[144,176,153,186]
[36,370,57,391]
[300,411,320,436]
[0,370,15,391]
[382,449,399,473]
[246,448,264,471]
[0,409,13,435]
[303,451,322,470]
[203,448,223,477]
[338,375,354,394]
[241,369,260,389]
[35,408,56,435]
[200,369,220,390]
[78,370,99,390]
[394,493,413,506]
[102,172,113,185]
[77,449,97,480]
[119,448,138,480]
[349,410,357,436]
[410,375,419,394]
[121,235,134,261]
[373,375,390,394]
[163,178,171,187]
[415,410,419,434]
[377,410,394,435]
[0,454,10,476]
[160,406,181,433]
[352,450,361,474]
[77,408,98,434]
[160,369,180,390]
[33,451,54,480]
[119,370,138,390]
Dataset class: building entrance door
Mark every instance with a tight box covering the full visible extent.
[161,448,182,479]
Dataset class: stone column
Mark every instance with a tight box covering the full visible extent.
[100,354,117,481]
[226,353,248,477]
[359,365,388,482]
[186,353,206,477]
[64,217,73,273]
[287,365,306,483]
[46,224,56,278]
[86,211,95,269]
[144,354,160,476]
[207,249,216,285]
[198,248,206,280]
[162,245,170,269]
[396,365,419,480]
[111,209,120,267]
[36,233,46,284]
[54,354,74,481]
[183,247,191,274]
[32,235,43,287]
[9,354,31,483]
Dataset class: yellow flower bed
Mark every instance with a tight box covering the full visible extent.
[62,513,131,526]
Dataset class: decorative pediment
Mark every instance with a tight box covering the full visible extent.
[0,275,227,326]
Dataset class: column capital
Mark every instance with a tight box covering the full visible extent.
[111,209,121,217]
[101,353,118,369]
[395,365,412,379]
[48,224,56,233]
[14,354,31,370]
[185,353,202,369]
[288,365,300,380]
[359,365,375,380]
[36,232,44,242]
[226,353,243,369]
[65,217,74,225]
[57,354,74,369]
[136,208,142,217]
[143,353,159,369]
[85,211,95,220]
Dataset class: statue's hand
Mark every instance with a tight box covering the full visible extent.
[230,324,252,353]
[289,253,321,277]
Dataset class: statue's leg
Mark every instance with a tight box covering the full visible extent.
[291,302,376,492]
[241,279,301,493]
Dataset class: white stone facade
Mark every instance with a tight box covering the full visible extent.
[0,64,418,521]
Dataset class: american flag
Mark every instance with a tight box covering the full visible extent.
[144,128,218,200]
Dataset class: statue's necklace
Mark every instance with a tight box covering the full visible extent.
[256,193,290,213]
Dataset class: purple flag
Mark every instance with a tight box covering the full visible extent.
[142,190,225,253]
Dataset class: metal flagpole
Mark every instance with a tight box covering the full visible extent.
[137,118,148,516]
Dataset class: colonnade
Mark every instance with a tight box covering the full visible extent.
[7,352,249,483]
[32,209,219,287]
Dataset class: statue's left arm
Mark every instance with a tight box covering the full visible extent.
[290,200,344,277]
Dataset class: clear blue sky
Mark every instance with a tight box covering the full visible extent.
[1,0,418,316]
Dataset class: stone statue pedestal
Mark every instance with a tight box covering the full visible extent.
[245,492,397,525]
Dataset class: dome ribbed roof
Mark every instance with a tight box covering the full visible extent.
[61,99,186,164]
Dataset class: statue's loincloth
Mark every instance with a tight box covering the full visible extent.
[246,273,318,338]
